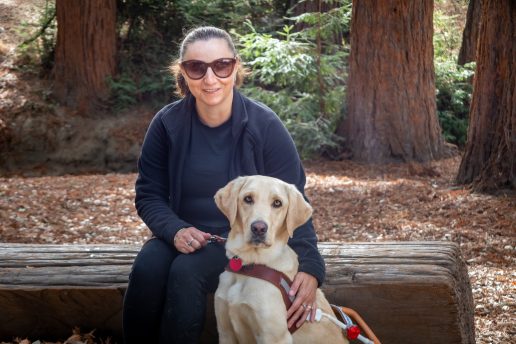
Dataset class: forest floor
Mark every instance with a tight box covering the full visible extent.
[1,156,515,343]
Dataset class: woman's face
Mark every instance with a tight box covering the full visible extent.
[181,38,238,110]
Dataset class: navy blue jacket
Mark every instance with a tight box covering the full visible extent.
[135,90,325,285]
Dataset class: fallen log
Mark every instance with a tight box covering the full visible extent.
[0,242,475,343]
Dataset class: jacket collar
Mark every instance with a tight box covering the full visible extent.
[160,88,248,140]
[230,89,248,139]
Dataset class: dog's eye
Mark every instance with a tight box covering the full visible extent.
[244,196,253,204]
[272,199,282,208]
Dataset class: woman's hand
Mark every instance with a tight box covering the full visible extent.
[173,227,211,254]
[286,272,318,329]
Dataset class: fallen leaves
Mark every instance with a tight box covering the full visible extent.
[2,327,111,344]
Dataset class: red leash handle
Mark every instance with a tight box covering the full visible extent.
[338,306,381,344]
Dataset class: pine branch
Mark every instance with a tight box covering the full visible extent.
[19,11,56,47]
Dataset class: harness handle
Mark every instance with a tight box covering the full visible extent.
[331,305,381,344]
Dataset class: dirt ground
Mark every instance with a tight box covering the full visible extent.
[1,156,515,343]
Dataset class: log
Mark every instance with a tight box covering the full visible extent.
[0,242,475,343]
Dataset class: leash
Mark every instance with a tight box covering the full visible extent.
[326,305,381,344]
[208,234,227,244]
[305,304,380,343]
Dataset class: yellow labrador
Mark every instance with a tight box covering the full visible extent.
[214,175,347,344]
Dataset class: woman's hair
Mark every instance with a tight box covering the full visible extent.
[169,26,248,97]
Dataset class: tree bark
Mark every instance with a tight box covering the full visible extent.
[456,0,516,192]
[53,0,117,113]
[458,0,482,65]
[337,0,443,163]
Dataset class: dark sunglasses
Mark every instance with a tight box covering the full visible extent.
[180,58,237,80]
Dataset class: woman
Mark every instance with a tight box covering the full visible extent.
[123,26,325,343]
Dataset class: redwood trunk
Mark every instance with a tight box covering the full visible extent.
[457,0,515,191]
[53,0,117,112]
[458,0,482,65]
[338,0,443,163]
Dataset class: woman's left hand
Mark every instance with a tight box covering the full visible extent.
[286,272,318,329]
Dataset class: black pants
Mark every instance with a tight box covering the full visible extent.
[123,237,227,344]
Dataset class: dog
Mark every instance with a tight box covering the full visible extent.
[214,175,347,344]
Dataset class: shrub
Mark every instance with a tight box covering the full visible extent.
[237,2,351,159]
[435,60,474,146]
[433,4,474,147]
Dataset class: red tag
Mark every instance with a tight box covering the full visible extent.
[347,325,360,340]
[229,256,242,271]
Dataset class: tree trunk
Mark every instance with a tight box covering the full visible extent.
[53,0,117,113]
[458,0,482,65]
[337,0,443,163]
[456,0,515,192]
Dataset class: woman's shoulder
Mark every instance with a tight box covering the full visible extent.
[156,97,189,119]
[150,96,193,132]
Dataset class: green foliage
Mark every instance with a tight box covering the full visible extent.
[107,70,174,111]
[107,74,139,110]
[238,27,316,88]
[176,0,284,32]
[15,0,56,73]
[433,6,474,147]
[112,0,184,108]
[237,4,351,159]
[289,1,352,40]
[433,8,463,60]
[435,60,474,146]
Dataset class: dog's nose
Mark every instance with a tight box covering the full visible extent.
[251,220,268,235]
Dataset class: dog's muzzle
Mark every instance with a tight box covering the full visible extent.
[250,220,268,244]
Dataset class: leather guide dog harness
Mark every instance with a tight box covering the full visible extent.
[225,257,381,342]
[225,257,299,334]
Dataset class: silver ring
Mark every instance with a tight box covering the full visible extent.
[302,304,307,309]
[187,239,194,246]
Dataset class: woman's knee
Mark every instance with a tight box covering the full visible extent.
[129,238,177,286]
[167,257,202,287]
[167,245,227,290]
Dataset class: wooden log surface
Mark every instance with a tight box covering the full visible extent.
[0,242,475,343]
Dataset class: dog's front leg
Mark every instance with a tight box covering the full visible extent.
[215,296,239,344]
[257,332,292,344]
[215,295,238,344]
[215,273,239,344]
[249,307,292,344]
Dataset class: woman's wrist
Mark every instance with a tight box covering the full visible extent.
[173,227,187,246]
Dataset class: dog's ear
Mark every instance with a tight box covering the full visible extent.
[214,177,247,226]
[285,183,313,238]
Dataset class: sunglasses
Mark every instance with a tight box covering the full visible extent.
[180,58,237,80]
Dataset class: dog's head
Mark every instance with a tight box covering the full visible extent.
[214,176,312,249]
